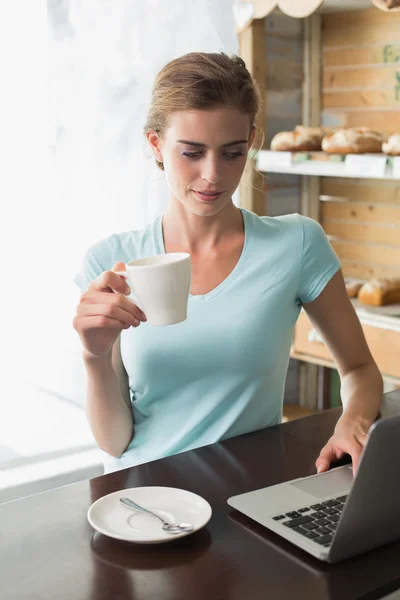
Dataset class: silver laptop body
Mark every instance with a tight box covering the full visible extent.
[227,414,400,563]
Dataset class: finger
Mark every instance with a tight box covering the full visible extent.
[315,443,335,473]
[112,261,126,272]
[77,302,141,327]
[112,261,131,295]
[348,442,364,476]
[75,315,132,331]
[80,291,146,322]
[88,269,130,296]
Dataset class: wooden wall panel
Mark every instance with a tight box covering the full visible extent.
[321,201,400,224]
[340,261,400,280]
[321,178,400,205]
[324,44,400,68]
[331,239,400,266]
[324,22,400,47]
[320,173,400,279]
[323,66,399,90]
[323,220,400,247]
[323,90,400,110]
[323,6,400,27]
[322,8,400,136]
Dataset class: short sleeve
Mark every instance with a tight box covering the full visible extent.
[296,216,341,305]
[73,235,116,292]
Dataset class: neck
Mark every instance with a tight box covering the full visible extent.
[162,199,243,254]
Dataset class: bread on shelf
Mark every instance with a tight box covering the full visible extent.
[382,133,400,156]
[270,126,332,152]
[358,278,400,306]
[372,0,400,11]
[322,127,385,154]
[345,280,363,298]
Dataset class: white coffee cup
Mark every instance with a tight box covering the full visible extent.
[115,253,191,326]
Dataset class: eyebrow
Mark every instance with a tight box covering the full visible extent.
[177,139,248,148]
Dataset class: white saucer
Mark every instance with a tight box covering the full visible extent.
[87,486,212,544]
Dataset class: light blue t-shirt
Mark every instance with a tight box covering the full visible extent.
[74,209,341,472]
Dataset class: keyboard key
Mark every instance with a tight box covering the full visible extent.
[286,511,301,518]
[293,526,318,539]
[314,534,333,545]
[327,523,337,531]
[314,518,331,527]
[304,531,319,539]
[322,507,339,516]
[322,499,340,507]
[336,495,347,503]
[316,526,331,535]
[310,504,325,511]
[293,526,309,535]
[310,511,326,520]
[303,522,319,530]
[283,516,314,528]
[330,514,340,522]
[273,515,286,521]
[298,507,310,513]
[335,504,344,512]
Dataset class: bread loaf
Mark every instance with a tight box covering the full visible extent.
[372,0,400,11]
[345,280,363,298]
[358,278,400,306]
[270,126,333,152]
[382,133,400,156]
[322,127,384,154]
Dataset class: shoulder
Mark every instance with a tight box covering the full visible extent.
[85,221,156,265]
[243,209,314,243]
[74,220,156,291]
[251,210,325,240]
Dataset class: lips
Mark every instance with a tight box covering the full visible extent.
[193,190,223,202]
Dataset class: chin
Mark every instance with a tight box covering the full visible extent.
[188,195,233,217]
[190,202,226,217]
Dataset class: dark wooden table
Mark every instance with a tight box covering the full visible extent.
[2,407,400,600]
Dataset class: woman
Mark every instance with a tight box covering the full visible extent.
[73,52,382,474]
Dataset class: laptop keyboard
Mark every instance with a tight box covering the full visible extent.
[272,495,348,548]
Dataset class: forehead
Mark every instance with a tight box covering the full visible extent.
[165,107,251,145]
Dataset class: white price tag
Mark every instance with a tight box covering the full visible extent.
[257,151,293,169]
[344,154,387,178]
[392,157,400,179]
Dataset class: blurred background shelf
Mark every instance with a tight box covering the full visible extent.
[257,151,400,180]
[282,404,317,422]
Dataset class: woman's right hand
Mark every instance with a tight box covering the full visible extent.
[73,262,147,359]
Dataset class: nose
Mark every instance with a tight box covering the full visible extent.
[201,156,221,185]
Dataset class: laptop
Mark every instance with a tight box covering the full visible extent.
[227,414,400,563]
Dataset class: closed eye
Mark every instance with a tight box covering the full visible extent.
[182,152,203,159]
[182,151,244,160]
[224,152,244,159]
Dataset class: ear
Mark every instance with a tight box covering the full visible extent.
[146,131,163,163]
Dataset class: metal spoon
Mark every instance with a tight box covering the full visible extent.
[119,497,194,534]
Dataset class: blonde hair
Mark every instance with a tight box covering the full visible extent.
[144,52,263,170]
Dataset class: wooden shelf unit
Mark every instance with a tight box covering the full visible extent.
[238,1,400,403]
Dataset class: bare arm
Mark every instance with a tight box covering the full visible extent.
[111,335,131,409]
[303,269,383,473]
[303,269,383,421]
[73,262,146,458]
[84,337,133,458]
